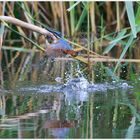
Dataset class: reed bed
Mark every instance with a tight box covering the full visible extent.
[0,1,140,87]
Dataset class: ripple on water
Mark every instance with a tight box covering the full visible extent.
[18,77,133,94]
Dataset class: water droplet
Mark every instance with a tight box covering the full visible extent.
[55,77,62,83]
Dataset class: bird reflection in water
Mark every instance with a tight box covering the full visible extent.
[44,120,78,138]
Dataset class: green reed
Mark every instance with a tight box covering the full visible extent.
[0,1,140,85]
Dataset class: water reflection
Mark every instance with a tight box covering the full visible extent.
[44,120,77,138]
[0,81,140,138]
[0,96,5,116]
[64,90,88,105]
[48,128,70,138]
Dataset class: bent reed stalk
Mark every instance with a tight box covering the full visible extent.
[0,16,57,41]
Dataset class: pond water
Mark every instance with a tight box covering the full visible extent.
[0,77,140,138]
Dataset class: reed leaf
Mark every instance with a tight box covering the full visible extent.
[110,33,130,44]
[125,116,136,138]
[69,1,75,35]
[135,4,140,25]
[114,34,134,72]
[74,4,87,33]
[125,1,137,38]
[67,1,81,12]
[2,46,39,53]
[103,29,127,54]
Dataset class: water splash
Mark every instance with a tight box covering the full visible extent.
[64,77,89,90]
[55,77,63,83]
[18,77,133,95]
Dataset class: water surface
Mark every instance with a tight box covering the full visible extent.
[0,78,140,138]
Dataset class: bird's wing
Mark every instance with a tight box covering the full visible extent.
[49,39,72,50]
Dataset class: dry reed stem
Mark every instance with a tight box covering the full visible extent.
[55,57,140,63]
[116,2,121,32]
[0,16,57,41]
[63,3,70,36]
[106,2,113,24]
[90,2,96,35]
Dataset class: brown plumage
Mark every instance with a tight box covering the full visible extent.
[46,39,78,57]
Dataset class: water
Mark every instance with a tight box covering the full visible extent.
[0,77,140,138]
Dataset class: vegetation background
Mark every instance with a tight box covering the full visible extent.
[0,2,140,139]
[0,1,140,87]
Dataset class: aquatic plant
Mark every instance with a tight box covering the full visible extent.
[0,1,140,85]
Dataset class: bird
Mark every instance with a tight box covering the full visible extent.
[41,27,78,58]
[38,27,79,58]
[45,38,78,58]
